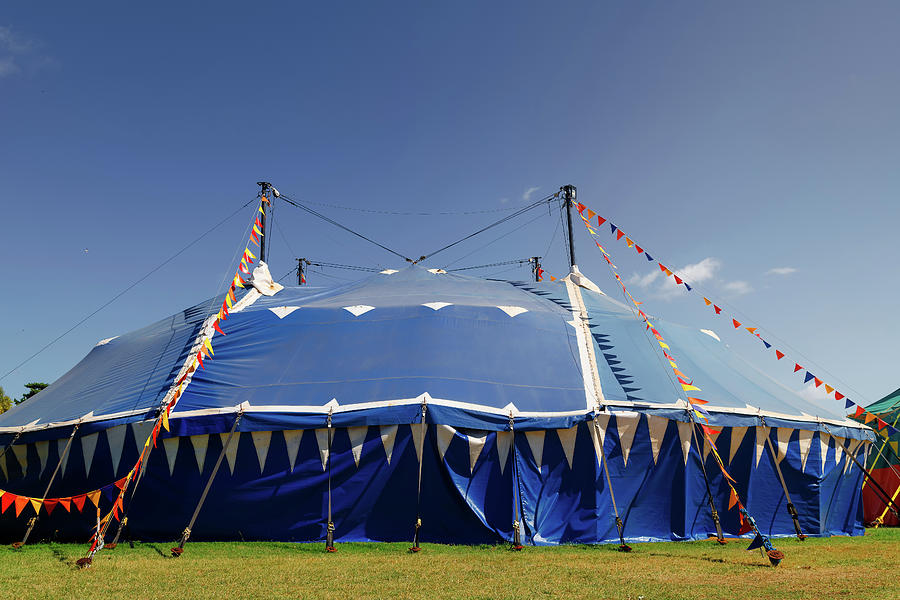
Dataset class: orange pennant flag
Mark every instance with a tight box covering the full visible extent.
[824,384,834,395]
[728,487,739,510]
[864,411,876,424]
[261,195,270,204]
[625,237,634,248]
[687,397,708,405]
[58,498,71,512]
[14,495,29,517]
[550,276,556,281]
[814,378,823,388]
[703,297,711,306]
[87,490,101,508]
[586,208,596,221]
[745,327,757,334]
[72,494,87,512]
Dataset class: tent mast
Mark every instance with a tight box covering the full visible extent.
[562,185,577,272]
[257,181,273,263]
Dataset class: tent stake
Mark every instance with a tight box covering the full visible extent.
[410,401,427,552]
[12,423,79,549]
[687,418,726,545]
[171,409,243,557]
[592,417,631,552]
[759,418,807,540]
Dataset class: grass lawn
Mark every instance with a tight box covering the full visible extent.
[1,529,898,599]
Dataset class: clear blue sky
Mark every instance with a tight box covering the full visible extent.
[1,2,898,411]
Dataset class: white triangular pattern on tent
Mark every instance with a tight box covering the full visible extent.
[412,423,426,464]
[819,432,831,475]
[556,425,578,469]
[594,413,610,448]
[36,440,50,475]
[525,430,545,471]
[81,432,99,477]
[162,437,179,476]
[703,428,722,462]
[728,427,748,465]
[646,415,668,465]
[467,431,488,473]
[797,429,814,472]
[57,437,71,476]
[130,421,155,456]
[844,438,861,474]
[283,430,303,472]
[676,420,692,465]
[776,428,793,465]
[496,431,512,474]
[436,424,455,462]
[755,426,770,467]
[190,434,209,472]
[615,412,640,467]
[251,431,272,472]
[380,425,397,465]
[833,436,845,466]
[12,443,28,474]
[343,305,375,317]
[347,426,368,468]
[315,429,330,472]
[219,432,241,475]
[0,451,7,481]
[105,424,127,476]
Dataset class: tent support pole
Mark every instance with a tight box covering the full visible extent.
[410,401,427,552]
[759,419,806,540]
[257,181,271,263]
[688,418,726,545]
[592,417,631,552]
[12,423,79,549]
[325,409,336,552]
[509,414,524,550]
[562,185,577,271]
[171,410,243,557]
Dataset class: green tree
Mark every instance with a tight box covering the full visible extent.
[18,382,48,404]
[0,386,10,414]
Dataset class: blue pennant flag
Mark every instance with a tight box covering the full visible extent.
[804,372,815,383]
[645,253,654,261]
[610,223,617,234]
[845,398,855,410]
[746,534,765,551]
[684,283,692,291]
[762,340,772,349]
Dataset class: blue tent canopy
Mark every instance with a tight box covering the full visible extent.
[0,266,872,543]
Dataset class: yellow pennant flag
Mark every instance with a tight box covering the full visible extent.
[659,341,670,350]
[87,490,101,508]
[225,294,233,309]
[253,225,263,237]
[258,205,265,215]
[30,498,43,514]
[682,383,701,392]
[245,248,257,260]
[161,408,170,432]
[204,338,214,356]
[233,275,244,289]
[824,384,834,395]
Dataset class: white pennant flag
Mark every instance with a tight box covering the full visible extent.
[525,431,545,471]
[496,431,512,474]
[556,425,578,469]
[251,431,272,472]
[646,415,668,465]
[283,430,303,472]
[348,426,368,468]
[380,425,397,465]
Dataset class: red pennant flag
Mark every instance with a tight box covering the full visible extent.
[197,350,204,369]
[674,275,683,285]
[214,321,226,336]
[853,406,865,418]
[659,263,667,273]
[597,216,607,227]
[701,425,721,436]
[813,378,823,388]
[728,488,739,510]
[794,364,803,373]
[732,319,741,328]
[713,305,722,315]
[114,477,128,490]
[688,397,708,405]
[58,498,71,512]
[43,499,59,516]
[878,418,888,430]
[576,203,586,213]
[835,392,844,401]
[635,245,644,254]
[250,231,260,246]
[738,514,753,535]
[254,217,262,228]
[616,230,624,241]
[775,350,785,360]
[1,493,14,514]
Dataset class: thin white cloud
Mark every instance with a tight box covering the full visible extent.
[498,197,509,204]
[722,280,753,296]
[522,186,540,202]
[797,383,829,404]
[0,25,54,78]
[655,257,721,300]
[766,267,798,276]
[627,271,661,288]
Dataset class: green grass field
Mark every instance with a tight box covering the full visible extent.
[2,529,898,599]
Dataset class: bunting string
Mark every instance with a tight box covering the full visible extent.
[572,202,895,436]
[584,214,781,551]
